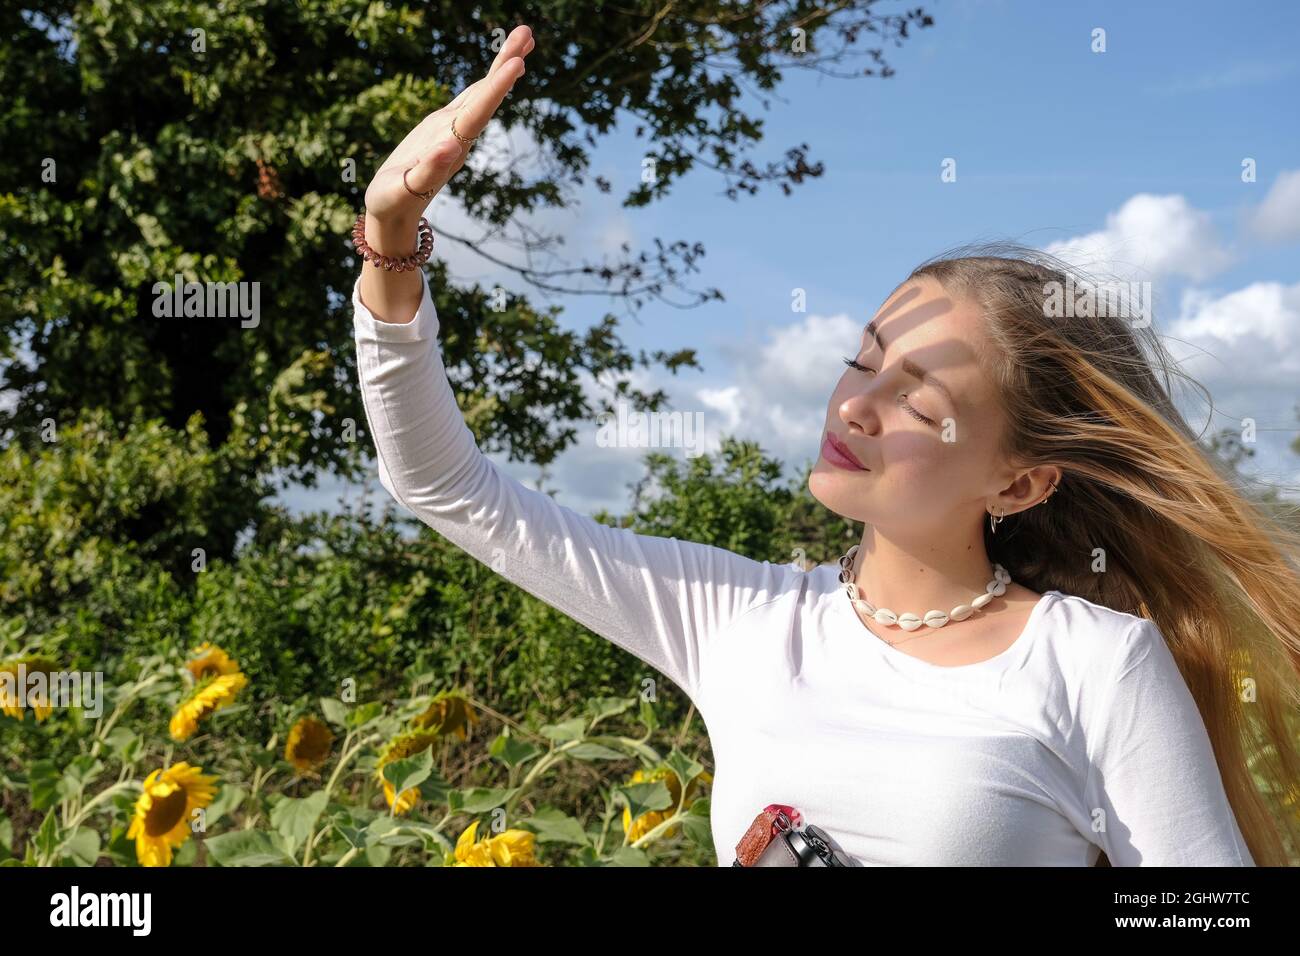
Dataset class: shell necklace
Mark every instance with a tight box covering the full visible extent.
[837,544,1011,647]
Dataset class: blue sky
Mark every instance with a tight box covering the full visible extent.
[288,0,1300,518]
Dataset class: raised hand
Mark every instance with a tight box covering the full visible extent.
[358,24,535,322]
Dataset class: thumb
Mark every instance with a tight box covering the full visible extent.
[403,139,462,199]
[428,137,461,169]
[437,136,463,163]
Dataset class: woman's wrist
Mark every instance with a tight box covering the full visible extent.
[357,211,426,324]
[363,211,423,258]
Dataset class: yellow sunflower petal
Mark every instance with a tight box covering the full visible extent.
[126,762,219,867]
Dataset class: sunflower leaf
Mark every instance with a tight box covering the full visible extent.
[318,696,349,728]
[448,786,520,813]
[59,755,105,801]
[517,807,590,846]
[616,780,673,822]
[173,838,198,867]
[638,696,659,733]
[204,829,296,867]
[206,784,248,826]
[380,747,433,797]
[539,717,586,743]
[585,696,634,727]
[34,810,60,862]
[58,827,101,866]
[363,816,430,848]
[402,823,453,856]
[488,732,542,769]
[565,742,627,761]
[664,749,705,791]
[28,760,61,810]
[333,821,367,850]
[603,846,651,866]
[345,701,384,729]
[269,789,329,856]
[103,727,143,764]
[680,799,712,847]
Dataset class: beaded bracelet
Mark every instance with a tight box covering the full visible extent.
[351,211,434,272]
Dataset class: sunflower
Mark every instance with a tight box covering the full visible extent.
[410,690,479,740]
[184,643,241,682]
[382,779,420,816]
[375,728,440,815]
[621,765,713,843]
[125,762,218,867]
[452,819,542,867]
[169,672,248,741]
[0,655,58,722]
[285,716,334,774]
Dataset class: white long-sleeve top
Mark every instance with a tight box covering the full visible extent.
[352,271,1254,867]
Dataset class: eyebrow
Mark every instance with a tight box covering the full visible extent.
[864,319,957,406]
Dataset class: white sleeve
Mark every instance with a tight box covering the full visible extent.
[351,270,789,712]
[1083,617,1254,866]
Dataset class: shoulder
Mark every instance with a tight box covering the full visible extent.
[1028,593,1172,741]
[1036,590,1157,673]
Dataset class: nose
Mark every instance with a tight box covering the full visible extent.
[838,380,883,438]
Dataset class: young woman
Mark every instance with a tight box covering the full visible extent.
[351,24,1300,866]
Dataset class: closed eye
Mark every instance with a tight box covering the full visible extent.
[841,356,936,426]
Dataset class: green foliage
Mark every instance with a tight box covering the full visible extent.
[619,435,860,567]
[1,0,929,551]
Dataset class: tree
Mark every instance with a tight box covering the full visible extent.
[1,0,932,560]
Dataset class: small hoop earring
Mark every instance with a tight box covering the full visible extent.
[1039,477,1059,506]
[989,505,1005,534]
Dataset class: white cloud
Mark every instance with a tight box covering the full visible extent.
[1043,193,1233,283]
[1171,281,1300,354]
[710,310,859,463]
[485,308,859,514]
[1249,169,1300,244]
[1163,281,1300,456]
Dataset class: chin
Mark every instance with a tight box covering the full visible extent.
[808,465,872,521]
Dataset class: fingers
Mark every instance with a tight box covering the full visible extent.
[455,56,525,141]
[488,24,533,77]
[448,25,533,113]
[400,138,462,199]
[390,24,534,205]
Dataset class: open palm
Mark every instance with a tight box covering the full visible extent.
[364,24,535,222]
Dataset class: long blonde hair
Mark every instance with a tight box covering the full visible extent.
[909,241,1300,866]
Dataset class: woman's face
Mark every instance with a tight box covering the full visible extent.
[810,275,1012,540]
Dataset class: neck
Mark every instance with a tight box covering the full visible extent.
[845,524,1001,612]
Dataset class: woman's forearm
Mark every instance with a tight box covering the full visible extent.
[357,211,426,324]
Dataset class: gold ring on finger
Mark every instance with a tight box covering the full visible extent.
[402,166,436,201]
[450,113,478,150]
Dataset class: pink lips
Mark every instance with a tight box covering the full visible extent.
[822,432,868,471]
